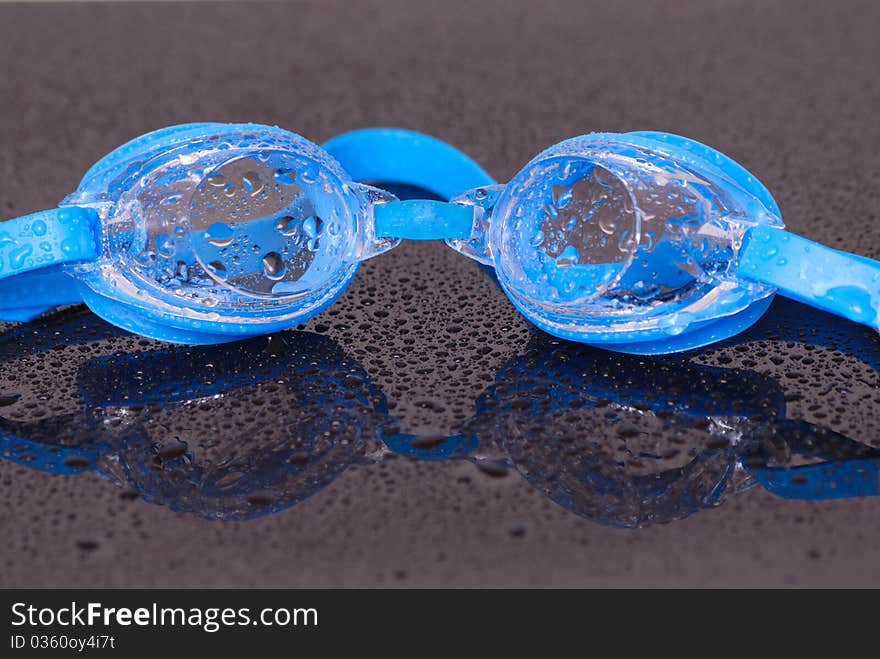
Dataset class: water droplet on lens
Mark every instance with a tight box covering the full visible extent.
[242,171,264,196]
[303,215,323,238]
[274,169,297,185]
[155,233,175,257]
[553,185,574,208]
[262,252,285,280]
[599,217,617,235]
[556,244,579,267]
[275,216,298,236]
[205,223,234,247]
[207,260,228,280]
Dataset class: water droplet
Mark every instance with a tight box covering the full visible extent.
[155,233,175,257]
[275,216,298,236]
[176,261,189,281]
[0,393,20,406]
[242,171,264,196]
[157,442,187,460]
[63,455,91,469]
[274,169,297,185]
[205,223,234,247]
[475,460,509,478]
[303,215,321,238]
[553,185,574,208]
[9,244,32,269]
[556,244,579,267]
[31,220,47,236]
[599,217,617,235]
[262,252,286,280]
[618,230,636,252]
[247,492,275,507]
[207,260,228,280]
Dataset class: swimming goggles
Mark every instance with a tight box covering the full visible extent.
[1,122,876,353]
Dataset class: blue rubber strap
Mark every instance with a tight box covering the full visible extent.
[0,206,99,319]
[323,128,495,241]
[373,199,474,240]
[738,225,880,328]
[323,128,495,201]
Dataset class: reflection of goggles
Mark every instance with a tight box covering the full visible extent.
[2,123,878,351]
[1,300,878,524]
[0,313,391,519]
[463,299,880,526]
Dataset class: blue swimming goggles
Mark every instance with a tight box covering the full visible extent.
[1,122,876,353]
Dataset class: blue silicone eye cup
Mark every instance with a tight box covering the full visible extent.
[0,123,402,344]
[1,123,879,352]
[443,131,785,353]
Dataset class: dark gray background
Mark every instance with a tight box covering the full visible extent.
[1,0,880,587]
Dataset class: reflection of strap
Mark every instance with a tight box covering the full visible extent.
[78,343,295,407]
[739,225,880,329]
[742,420,880,499]
[0,414,104,475]
[750,458,880,499]
[382,432,477,461]
[0,206,99,319]
[76,332,351,408]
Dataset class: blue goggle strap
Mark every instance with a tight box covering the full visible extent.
[739,225,880,329]
[0,206,99,320]
[323,128,496,241]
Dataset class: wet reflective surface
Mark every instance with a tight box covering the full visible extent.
[3,295,880,529]
[0,315,390,519]
[3,0,880,587]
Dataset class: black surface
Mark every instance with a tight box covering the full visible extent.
[1,0,880,587]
